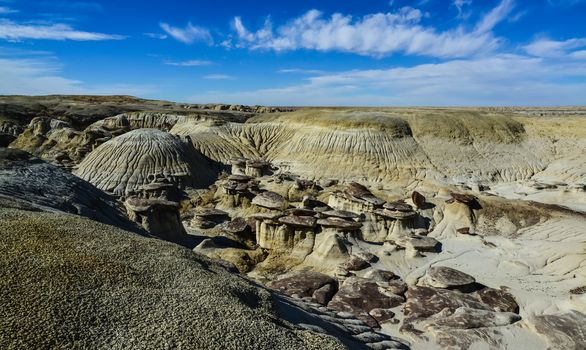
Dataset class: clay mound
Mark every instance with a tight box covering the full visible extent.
[0,148,137,231]
[74,128,218,195]
[0,207,357,350]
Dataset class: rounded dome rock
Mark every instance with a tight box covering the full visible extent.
[74,128,217,195]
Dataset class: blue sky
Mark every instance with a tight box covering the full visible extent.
[1,0,585,105]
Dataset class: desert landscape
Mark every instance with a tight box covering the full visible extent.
[1,95,584,349]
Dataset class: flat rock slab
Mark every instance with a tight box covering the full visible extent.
[194,208,228,218]
[411,191,426,208]
[373,208,416,220]
[422,266,476,289]
[383,201,413,212]
[252,191,287,210]
[278,215,317,228]
[393,235,440,252]
[323,209,360,220]
[317,217,362,231]
[228,174,251,182]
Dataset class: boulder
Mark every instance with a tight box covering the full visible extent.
[369,308,396,324]
[222,217,249,234]
[328,277,405,328]
[268,272,338,305]
[345,182,385,206]
[252,191,287,210]
[472,287,519,313]
[363,269,397,283]
[342,255,371,271]
[420,266,476,289]
[392,235,440,253]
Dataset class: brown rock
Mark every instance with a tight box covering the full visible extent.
[369,308,396,324]
[268,272,338,305]
[251,191,287,210]
[222,217,249,234]
[322,209,360,220]
[343,255,371,271]
[530,311,586,350]
[277,215,317,228]
[421,266,476,289]
[317,217,363,231]
[473,287,519,313]
[404,286,491,321]
[328,277,405,328]
[411,191,426,209]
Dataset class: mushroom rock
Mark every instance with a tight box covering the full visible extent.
[420,266,476,290]
[450,192,481,209]
[301,195,331,212]
[285,207,316,217]
[124,196,188,244]
[322,209,360,220]
[391,235,440,255]
[366,207,418,242]
[277,215,317,228]
[74,128,217,196]
[411,191,427,209]
[245,159,270,177]
[229,157,246,175]
[345,182,385,206]
[317,217,363,231]
[328,184,383,213]
[251,191,288,210]
[190,208,229,229]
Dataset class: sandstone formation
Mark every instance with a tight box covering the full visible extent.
[74,128,217,195]
[3,98,586,350]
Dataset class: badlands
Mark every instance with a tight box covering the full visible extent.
[1,95,585,349]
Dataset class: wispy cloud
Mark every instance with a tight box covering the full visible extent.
[0,6,18,14]
[203,74,236,80]
[453,0,472,18]
[191,54,586,106]
[524,37,586,58]
[164,59,213,66]
[277,68,326,75]
[144,32,168,39]
[231,1,513,58]
[0,19,125,41]
[160,22,212,44]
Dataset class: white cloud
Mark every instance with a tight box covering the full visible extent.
[232,1,513,58]
[0,19,125,41]
[144,32,168,39]
[524,37,586,58]
[164,59,213,66]
[0,6,18,14]
[474,0,513,33]
[203,74,235,80]
[160,22,212,44]
[190,55,586,106]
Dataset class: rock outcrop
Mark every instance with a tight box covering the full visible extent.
[74,128,217,195]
